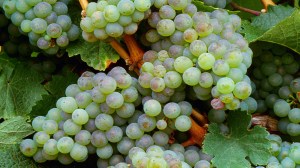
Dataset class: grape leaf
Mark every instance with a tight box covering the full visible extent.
[0,54,48,119]
[240,5,295,42]
[30,72,78,117]
[203,110,271,168]
[0,116,34,148]
[66,38,119,71]
[0,145,41,168]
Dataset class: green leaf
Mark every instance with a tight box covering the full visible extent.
[203,110,271,168]
[0,116,34,148]
[258,9,300,54]
[31,71,78,117]
[241,5,295,42]
[66,38,119,71]
[0,145,41,168]
[0,54,48,119]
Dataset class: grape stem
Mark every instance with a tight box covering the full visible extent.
[191,109,208,125]
[181,118,207,147]
[251,114,278,132]
[260,0,276,10]
[123,35,144,70]
[79,0,88,10]
[230,2,261,16]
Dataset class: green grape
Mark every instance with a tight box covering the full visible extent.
[274,99,290,117]
[156,19,175,36]
[60,97,78,113]
[57,137,74,154]
[212,60,230,76]
[72,109,89,125]
[95,113,114,131]
[33,2,52,18]
[42,120,58,134]
[175,115,191,132]
[143,99,161,117]
[216,77,235,94]
[105,22,124,37]
[233,81,252,100]
[183,67,201,86]
[134,0,151,12]
[104,5,120,22]
[174,56,193,74]
[198,53,215,70]
[168,0,188,10]
[32,116,46,131]
[117,0,135,15]
[126,123,144,139]
[31,18,47,34]
[97,144,113,159]
[70,143,88,161]
[63,119,82,135]
[86,2,97,17]
[189,40,207,56]
[159,5,176,19]
[43,139,59,155]
[224,49,243,68]
[20,139,38,157]
[91,11,107,29]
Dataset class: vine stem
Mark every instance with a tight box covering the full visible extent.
[260,0,276,10]
[181,118,207,147]
[230,2,261,16]
[79,0,88,10]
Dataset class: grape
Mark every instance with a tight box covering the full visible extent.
[150,77,165,92]
[168,0,188,10]
[72,109,89,125]
[100,102,115,114]
[33,149,47,163]
[138,114,156,132]
[156,119,168,130]
[116,103,135,118]
[20,139,38,157]
[32,116,46,131]
[31,18,47,34]
[91,130,108,148]
[153,131,169,146]
[268,73,283,87]
[290,78,300,93]
[96,144,113,159]
[53,130,65,141]
[67,24,80,41]
[98,76,117,94]
[134,0,151,12]
[56,15,72,31]
[184,150,200,167]
[53,2,68,15]
[57,136,74,154]
[182,67,201,86]
[132,9,145,22]
[233,81,252,100]
[85,102,100,118]
[59,97,78,113]
[287,123,300,136]
[33,2,52,18]
[95,113,114,131]
[216,77,235,94]
[56,34,69,47]
[74,130,91,146]
[281,157,295,168]
[163,102,180,119]
[43,139,59,155]
[156,19,175,36]
[159,5,176,19]
[194,160,211,168]
[70,143,88,161]
[143,99,162,117]
[106,126,123,143]
[289,108,300,124]
[42,120,58,135]
[274,99,291,117]
[135,134,154,150]
[63,119,82,135]
[75,92,93,108]
[109,155,125,166]
[121,87,139,103]
[190,40,207,56]
[148,156,168,167]
[112,72,132,89]
[213,59,230,76]
[106,92,124,109]
[2,0,17,15]
[117,137,135,155]
[164,71,183,88]
[117,0,135,15]
[57,153,74,165]
[175,115,191,132]
[126,123,144,139]
[45,12,57,24]
[33,131,50,147]
[20,20,31,33]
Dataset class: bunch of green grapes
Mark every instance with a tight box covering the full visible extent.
[19,66,195,166]
[1,0,80,54]
[80,0,152,42]
[140,0,253,111]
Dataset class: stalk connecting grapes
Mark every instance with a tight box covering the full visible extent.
[0,0,80,54]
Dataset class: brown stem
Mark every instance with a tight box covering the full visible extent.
[109,39,133,66]
[230,2,261,16]
[191,109,208,126]
[251,114,278,132]
[79,0,88,10]
[123,34,145,70]
[260,0,276,10]
[181,118,207,147]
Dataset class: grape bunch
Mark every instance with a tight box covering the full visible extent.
[0,12,33,56]
[202,0,231,9]
[140,2,253,110]
[266,134,300,168]
[1,0,80,54]
[19,66,195,166]
[248,43,300,137]
[80,0,152,42]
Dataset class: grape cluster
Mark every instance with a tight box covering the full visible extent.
[19,66,196,166]
[265,134,300,168]
[141,1,253,110]
[1,0,80,54]
[249,43,300,137]
[80,0,152,42]
[0,12,33,56]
